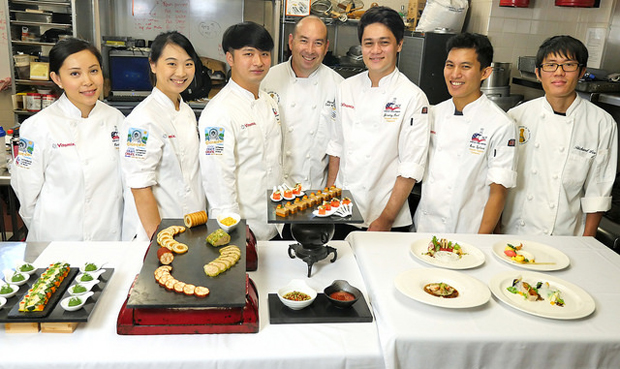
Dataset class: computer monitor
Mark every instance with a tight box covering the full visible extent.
[108,49,152,100]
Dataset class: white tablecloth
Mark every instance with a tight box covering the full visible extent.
[347,232,620,369]
[0,240,384,369]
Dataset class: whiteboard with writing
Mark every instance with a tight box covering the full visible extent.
[109,0,243,62]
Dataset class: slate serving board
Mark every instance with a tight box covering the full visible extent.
[267,190,364,224]
[0,268,114,323]
[268,293,374,324]
[126,219,247,309]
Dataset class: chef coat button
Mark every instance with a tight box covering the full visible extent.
[544,229,549,234]
[162,134,167,139]
[559,147,565,152]
[437,146,442,151]
[284,174,289,179]
[550,203,556,209]
[304,177,308,181]
[310,130,314,135]
[288,127,293,132]
[553,174,558,179]
[535,143,540,148]
[291,103,296,108]
[286,150,292,156]
[312,105,317,110]
[441,218,446,223]
[430,178,434,183]
[447,185,452,190]
[527,195,533,201]
[519,220,525,226]
[347,151,352,155]
[532,169,537,174]
[306,154,310,159]
[423,210,427,215]
[313,81,318,86]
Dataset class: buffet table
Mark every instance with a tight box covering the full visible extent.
[347,232,620,369]
[0,240,384,369]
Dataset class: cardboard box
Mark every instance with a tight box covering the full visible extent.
[30,62,49,81]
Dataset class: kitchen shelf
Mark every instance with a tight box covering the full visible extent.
[11,0,70,6]
[14,79,54,87]
[11,40,56,47]
[10,20,71,28]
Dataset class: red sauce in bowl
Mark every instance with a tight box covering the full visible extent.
[329,291,356,301]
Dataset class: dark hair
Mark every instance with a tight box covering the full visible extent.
[222,21,274,53]
[49,38,102,75]
[358,6,404,44]
[446,33,494,69]
[149,31,199,86]
[536,35,588,69]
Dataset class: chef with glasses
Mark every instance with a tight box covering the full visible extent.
[501,35,618,237]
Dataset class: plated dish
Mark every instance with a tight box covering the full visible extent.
[410,237,485,270]
[492,240,570,271]
[489,270,595,320]
[394,268,490,308]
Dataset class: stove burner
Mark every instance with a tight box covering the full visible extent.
[288,242,337,277]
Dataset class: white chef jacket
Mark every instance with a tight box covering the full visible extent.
[261,59,344,189]
[326,68,430,228]
[198,80,282,240]
[414,94,518,233]
[11,94,124,242]
[502,95,618,236]
[120,87,206,241]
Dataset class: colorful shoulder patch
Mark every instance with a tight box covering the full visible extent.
[124,127,148,159]
[14,138,34,169]
[204,127,224,156]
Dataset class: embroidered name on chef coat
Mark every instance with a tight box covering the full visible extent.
[204,126,224,156]
[469,129,487,154]
[124,127,149,159]
[14,138,34,169]
[383,99,401,122]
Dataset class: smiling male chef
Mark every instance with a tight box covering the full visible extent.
[502,35,617,236]
[326,6,430,237]
[261,15,343,190]
[414,33,517,234]
[198,22,282,240]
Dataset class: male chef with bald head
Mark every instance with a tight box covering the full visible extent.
[262,15,344,190]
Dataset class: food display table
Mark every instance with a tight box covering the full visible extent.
[0,240,383,369]
[347,232,620,369]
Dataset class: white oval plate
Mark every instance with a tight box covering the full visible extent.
[489,270,595,320]
[492,240,570,271]
[410,238,485,270]
[312,208,336,217]
[394,268,491,308]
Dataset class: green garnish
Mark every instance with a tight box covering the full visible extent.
[11,273,25,282]
[68,297,82,307]
[72,285,87,293]
[507,286,518,294]
[0,285,14,294]
[80,274,93,282]
[19,264,34,272]
[84,263,97,272]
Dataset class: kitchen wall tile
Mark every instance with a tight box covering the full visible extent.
[503,18,517,33]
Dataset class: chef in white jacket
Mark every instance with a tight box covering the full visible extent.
[414,33,518,234]
[120,31,205,241]
[199,22,282,241]
[502,35,618,236]
[261,15,343,189]
[11,38,124,241]
[327,7,430,234]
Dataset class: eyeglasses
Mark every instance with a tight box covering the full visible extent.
[539,62,582,73]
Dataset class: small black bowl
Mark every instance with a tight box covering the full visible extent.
[324,280,361,309]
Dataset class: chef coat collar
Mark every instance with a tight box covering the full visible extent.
[285,57,321,80]
[541,93,583,117]
[449,93,488,116]
[228,78,261,102]
[362,67,399,89]
[151,87,186,111]
[56,93,102,119]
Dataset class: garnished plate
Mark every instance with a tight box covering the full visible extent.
[410,237,485,269]
[492,240,570,271]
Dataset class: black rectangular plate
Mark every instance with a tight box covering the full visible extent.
[268,293,374,324]
[126,219,247,309]
[0,268,114,323]
[267,190,364,224]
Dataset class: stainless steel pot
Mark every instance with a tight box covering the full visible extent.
[482,62,512,87]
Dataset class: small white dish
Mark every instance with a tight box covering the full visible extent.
[217,212,241,233]
[67,280,100,296]
[0,282,19,298]
[80,262,105,273]
[60,291,94,312]
[15,261,36,275]
[270,192,283,202]
[75,269,105,283]
[3,270,29,286]
[277,279,317,310]
[0,296,6,309]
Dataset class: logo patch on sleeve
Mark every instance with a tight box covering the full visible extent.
[204,127,225,155]
[125,127,148,159]
[14,138,34,168]
[421,107,428,114]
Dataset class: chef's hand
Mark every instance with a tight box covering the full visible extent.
[368,215,393,232]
